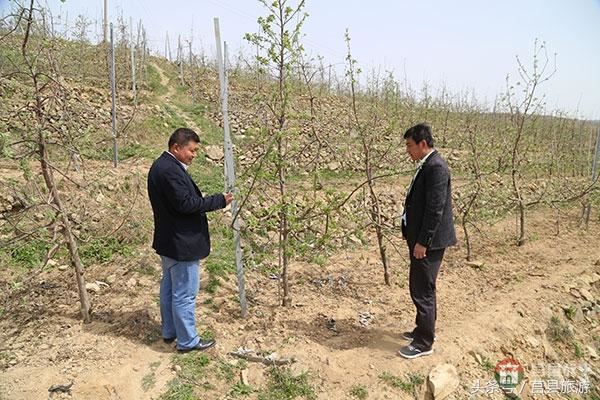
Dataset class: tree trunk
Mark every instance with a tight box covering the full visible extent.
[23,0,91,323]
[363,139,389,285]
[375,227,389,285]
[38,133,91,323]
[517,200,526,246]
[462,213,472,262]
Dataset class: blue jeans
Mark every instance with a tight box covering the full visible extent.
[160,256,201,350]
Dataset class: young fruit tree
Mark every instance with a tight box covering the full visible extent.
[244,0,308,306]
[343,30,392,284]
[503,40,556,246]
[2,0,92,321]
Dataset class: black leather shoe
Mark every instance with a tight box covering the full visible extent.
[177,339,216,353]
[163,337,176,344]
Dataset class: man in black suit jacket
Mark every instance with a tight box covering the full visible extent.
[148,128,233,352]
[399,123,457,359]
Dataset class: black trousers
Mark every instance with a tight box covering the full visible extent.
[408,245,445,351]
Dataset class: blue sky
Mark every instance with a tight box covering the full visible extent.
[2,0,599,119]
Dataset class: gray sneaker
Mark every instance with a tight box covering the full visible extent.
[398,344,433,359]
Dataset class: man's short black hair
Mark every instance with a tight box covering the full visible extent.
[168,127,200,148]
[403,123,434,147]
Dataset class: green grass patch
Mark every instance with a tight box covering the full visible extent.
[547,316,573,343]
[161,349,251,398]
[378,371,424,393]
[80,140,160,162]
[0,46,25,71]
[308,253,328,267]
[140,104,188,137]
[173,352,211,378]
[349,384,368,399]
[159,378,195,400]
[217,358,248,384]
[138,113,172,138]
[202,219,235,295]
[118,143,159,160]
[188,160,226,198]
[0,131,8,158]
[163,105,188,129]
[80,237,133,264]
[205,276,220,295]
[0,351,16,363]
[479,356,495,372]
[146,64,168,97]
[201,329,216,342]
[574,342,584,358]
[257,367,316,400]
[175,102,222,144]
[217,360,237,383]
[4,239,49,269]
[142,372,156,392]
[161,351,231,399]
[563,305,577,320]
[230,382,253,397]
[142,361,162,391]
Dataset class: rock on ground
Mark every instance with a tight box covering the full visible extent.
[427,363,460,400]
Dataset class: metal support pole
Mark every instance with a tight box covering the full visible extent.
[214,17,247,318]
[103,0,108,43]
[109,23,118,167]
[178,35,184,85]
[167,32,172,61]
[136,19,142,49]
[591,128,600,183]
[130,17,136,105]
[223,41,232,190]
[165,31,169,59]
[189,40,196,102]
[583,128,600,227]
[141,27,147,82]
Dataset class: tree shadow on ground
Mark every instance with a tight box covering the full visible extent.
[0,265,178,352]
[285,316,403,353]
[83,308,174,353]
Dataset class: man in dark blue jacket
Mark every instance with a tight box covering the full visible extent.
[399,123,457,359]
[148,128,233,352]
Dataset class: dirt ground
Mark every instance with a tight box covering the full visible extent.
[1,199,598,399]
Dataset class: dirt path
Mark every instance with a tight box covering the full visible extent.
[151,62,201,133]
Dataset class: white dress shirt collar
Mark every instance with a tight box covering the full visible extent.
[417,149,435,169]
[166,151,189,171]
